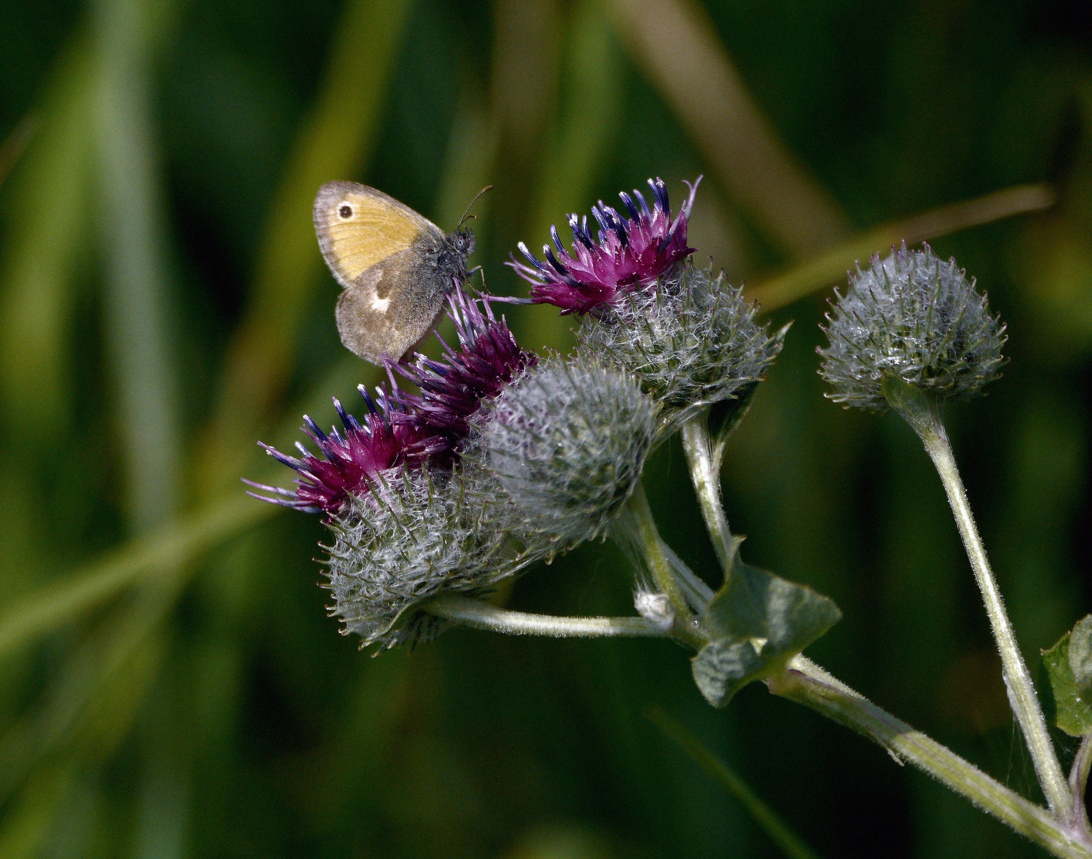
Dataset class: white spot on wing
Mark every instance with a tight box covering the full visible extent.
[371,295,391,313]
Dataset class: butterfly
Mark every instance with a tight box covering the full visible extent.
[313,182,476,363]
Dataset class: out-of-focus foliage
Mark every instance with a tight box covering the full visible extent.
[0,0,1088,856]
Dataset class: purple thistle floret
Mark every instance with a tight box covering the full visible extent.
[247,288,535,517]
[245,390,425,516]
[510,177,700,314]
[394,287,537,462]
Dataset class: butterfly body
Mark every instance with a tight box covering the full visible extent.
[314,181,474,363]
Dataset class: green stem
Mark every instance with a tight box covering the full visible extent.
[681,413,733,571]
[620,487,687,612]
[609,486,708,650]
[885,378,1073,820]
[1071,736,1092,823]
[774,656,1092,859]
[424,594,673,638]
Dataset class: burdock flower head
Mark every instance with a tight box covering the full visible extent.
[467,358,659,552]
[510,177,698,314]
[324,466,527,649]
[818,243,1007,412]
[512,177,782,434]
[248,288,541,648]
[578,264,785,432]
[391,286,537,463]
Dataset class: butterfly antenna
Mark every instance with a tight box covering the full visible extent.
[458,185,494,228]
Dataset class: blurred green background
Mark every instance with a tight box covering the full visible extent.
[1,0,1090,856]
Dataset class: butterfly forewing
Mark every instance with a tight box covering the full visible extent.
[314,182,440,287]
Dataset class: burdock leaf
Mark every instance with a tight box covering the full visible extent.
[1040,616,1092,738]
[692,543,840,707]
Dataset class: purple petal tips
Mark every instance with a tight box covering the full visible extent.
[247,288,535,516]
[509,177,700,315]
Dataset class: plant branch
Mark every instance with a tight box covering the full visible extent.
[424,594,674,638]
[773,656,1092,859]
[681,413,733,571]
[885,380,1073,820]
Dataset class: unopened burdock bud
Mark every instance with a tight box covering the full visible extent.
[819,243,1006,411]
[324,467,535,650]
[578,262,784,432]
[469,358,659,551]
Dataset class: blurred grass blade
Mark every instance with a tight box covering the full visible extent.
[0,764,77,858]
[432,91,496,241]
[605,0,847,258]
[0,38,96,443]
[489,0,561,226]
[92,0,184,529]
[504,0,626,352]
[201,0,414,493]
[0,627,167,855]
[0,494,271,658]
[749,182,1056,312]
[646,705,822,859]
[0,577,176,814]
[527,0,625,241]
[0,114,38,189]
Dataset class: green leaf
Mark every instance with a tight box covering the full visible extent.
[691,543,841,707]
[1040,616,1092,737]
[1069,616,1092,703]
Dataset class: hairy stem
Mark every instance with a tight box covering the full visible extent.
[425,594,673,638]
[681,414,733,571]
[885,378,1073,820]
[775,656,1092,858]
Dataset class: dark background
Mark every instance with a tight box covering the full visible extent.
[1,0,1090,856]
